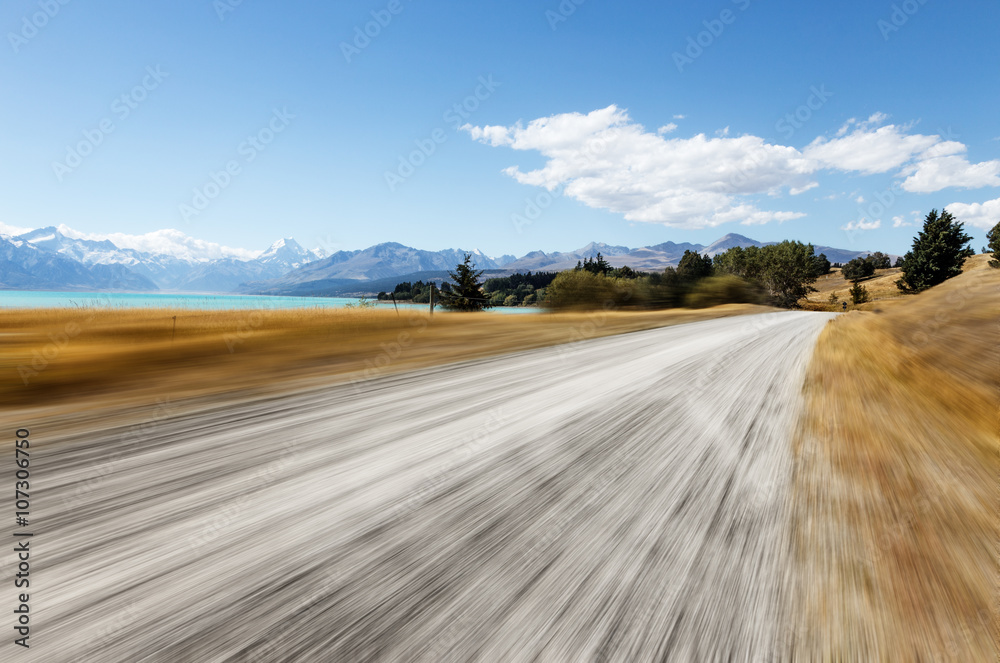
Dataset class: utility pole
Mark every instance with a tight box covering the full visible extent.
[429,283,435,316]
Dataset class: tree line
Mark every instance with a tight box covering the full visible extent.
[380,209,999,312]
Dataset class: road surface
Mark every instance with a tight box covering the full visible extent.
[18,311,834,661]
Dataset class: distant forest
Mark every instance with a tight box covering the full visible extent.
[378,271,559,307]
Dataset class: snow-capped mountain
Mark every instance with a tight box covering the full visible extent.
[256,238,323,270]
[0,234,157,291]
[7,227,325,292]
[252,242,502,288]
[171,239,324,292]
[54,225,257,262]
[1,222,882,294]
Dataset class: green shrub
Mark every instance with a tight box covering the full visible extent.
[849,282,870,305]
[684,275,763,309]
[544,270,637,310]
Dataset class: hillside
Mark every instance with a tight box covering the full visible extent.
[800,253,990,311]
[791,253,999,659]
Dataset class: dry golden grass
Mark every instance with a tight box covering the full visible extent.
[800,266,907,311]
[1,303,770,418]
[790,253,999,659]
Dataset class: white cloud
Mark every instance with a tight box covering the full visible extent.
[899,151,1000,193]
[57,225,259,261]
[855,195,865,203]
[673,114,686,120]
[804,124,938,175]
[0,222,34,237]
[463,105,1000,230]
[945,197,1000,231]
[843,219,881,232]
[464,106,812,228]
[790,182,819,195]
[892,215,912,228]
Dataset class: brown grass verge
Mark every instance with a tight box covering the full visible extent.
[790,254,999,659]
[1,303,771,422]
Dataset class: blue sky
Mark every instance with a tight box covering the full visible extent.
[1,0,998,258]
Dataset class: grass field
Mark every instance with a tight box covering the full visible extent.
[1,303,771,416]
[790,253,999,659]
[800,266,907,311]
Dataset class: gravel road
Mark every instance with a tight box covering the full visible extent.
[17,311,834,662]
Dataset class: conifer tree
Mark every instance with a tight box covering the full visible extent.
[440,253,492,311]
[896,209,973,292]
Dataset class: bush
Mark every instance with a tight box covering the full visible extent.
[712,241,818,308]
[842,257,875,282]
[812,253,832,276]
[502,294,519,307]
[866,252,892,269]
[684,275,763,309]
[544,270,637,310]
[849,282,870,305]
[642,268,684,308]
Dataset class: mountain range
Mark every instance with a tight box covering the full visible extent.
[0,225,882,296]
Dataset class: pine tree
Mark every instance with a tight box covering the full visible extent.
[987,220,1000,268]
[896,209,974,293]
[439,253,492,311]
[849,281,870,305]
[676,249,713,281]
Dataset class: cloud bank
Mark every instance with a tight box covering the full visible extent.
[463,106,1000,229]
[945,197,1000,231]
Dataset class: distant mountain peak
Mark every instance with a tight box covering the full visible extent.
[260,237,305,257]
[700,233,765,257]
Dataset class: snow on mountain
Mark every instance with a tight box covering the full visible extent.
[55,225,258,262]
[0,235,158,291]
[248,242,502,292]
[170,239,326,292]
[257,238,323,269]
[2,222,882,294]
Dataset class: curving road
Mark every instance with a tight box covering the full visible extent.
[19,311,834,662]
